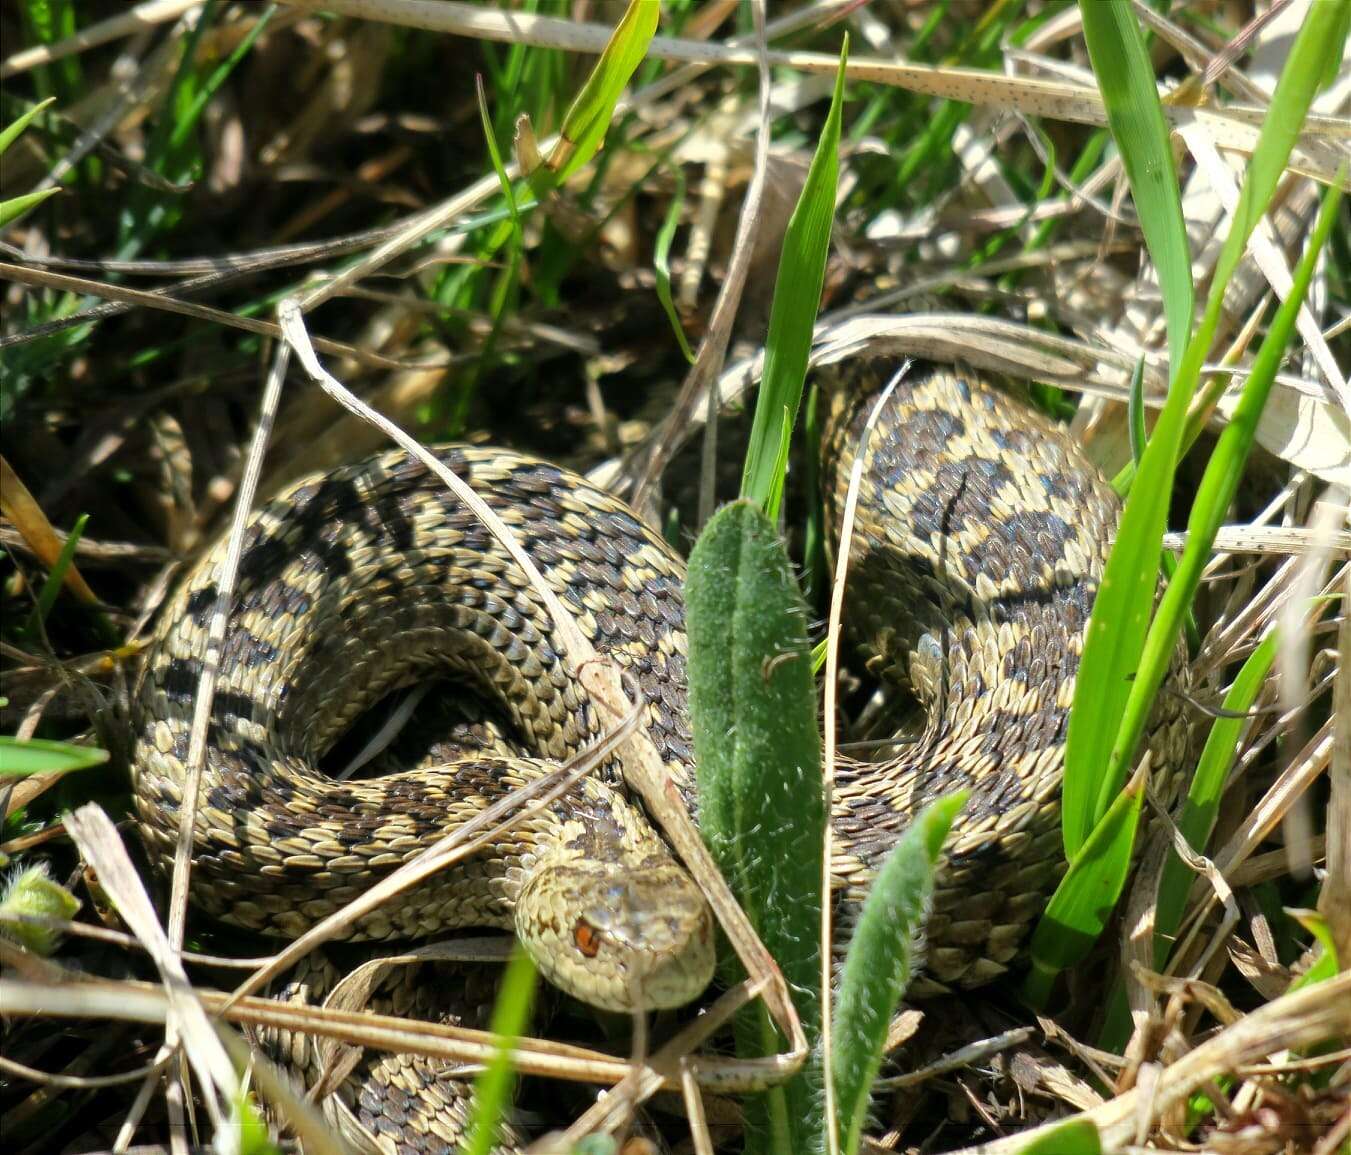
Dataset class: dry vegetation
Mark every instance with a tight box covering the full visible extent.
[1,2,1348,1154]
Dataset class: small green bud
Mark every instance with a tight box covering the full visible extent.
[0,862,81,955]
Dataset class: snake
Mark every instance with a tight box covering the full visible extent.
[131,360,1179,1149]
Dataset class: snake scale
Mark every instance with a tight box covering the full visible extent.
[131,360,1180,1150]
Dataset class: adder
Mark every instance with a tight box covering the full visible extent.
[131,359,1184,1147]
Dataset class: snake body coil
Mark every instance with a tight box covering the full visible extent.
[133,361,1158,1141]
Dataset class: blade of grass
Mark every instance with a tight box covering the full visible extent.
[460,945,537,1155]
[0,186,60,229]
[1124,356,1201,652]
[19,0,81,103]
[741,35,848,520]
[1105,178,1341,811]
[28,511,86,628]
[234,1094,284,1155]
[0,95,63,230]
[1079,0,1192,370]
[653,165,695,362]
[447,74,528,434]
[0,736,109,775]
[0,96,55,155]
[1015,1117,1102,1155]
[1097,629,1279,1050]
[1287,909,1339,991]
[1024,761,1148,1007]
[1042,178,1341,1000]
[540,0,658,185]
[0,455,97,605]
[832,792,966,1155]
[476,74,522,244]
[1158,631,1278,956]
[1062,1,1349,858]
[1126,356,1147,472]
[801,383,826,605]
[119,4,272,251]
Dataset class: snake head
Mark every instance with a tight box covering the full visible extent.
[514,858,715,1013]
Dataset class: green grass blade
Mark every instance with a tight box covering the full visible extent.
[832,791,965,1155]
[228,1088,283,1155]
[1025,764,1146,1007]
[1288,909,1339,990]
[686,500,824,1155]
[0,97,56,157]
[1051,180,1337,993]
[1079,0,1192,369]
[1126,357,1147,472]
[1062,393,1183,857]
[1160,631,1278,951]
[653,166,695,362]
[477,74,522,241]
[801,383,827,604]
[19,0,81,101]
[29,512,87,627]
[741,36,849,520]
[1015,1117,1102,1155]
[1105,179,1341,802]
[0,736,109,776]
[547,0,658,183]
[451,74,529,434]
[1096,629,1278,1050]
[0,186,60,231]
[461,946,537,1155]
[1063,1,1348,858]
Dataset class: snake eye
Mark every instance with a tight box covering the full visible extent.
[573,918,602,958]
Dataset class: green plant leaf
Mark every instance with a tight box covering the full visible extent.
[29,512,87,628]
[1287,908,1339,990]
[1126,356,1147,472]
[741,35,849,519]
[1014,1117,1102,1155]
[1025,764,1146,1007]
[1098,629,1279,1050]
[477,74,522,242]
[1161,633,1278,946]
[1080,1,1192,369]
[0,863,81,955]
[547,0,659,183]
[0,736,109,776]
[1104,177,1342,812]
[653,166,695,362]
[0,97,56,157]
[0,186,61,230]
[686,499,824,1155]
[461,946,537,1155]
[228,1087,283,1155]
[832,791,965,1155]
[1064,0,1349,859]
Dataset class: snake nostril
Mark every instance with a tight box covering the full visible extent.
[573,918,602,958]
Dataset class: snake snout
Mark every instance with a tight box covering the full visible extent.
[514,859,715,1013]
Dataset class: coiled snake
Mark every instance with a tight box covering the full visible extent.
[131,361,1176,1146]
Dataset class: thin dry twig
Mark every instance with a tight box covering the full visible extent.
[948,971,1351,1153]
[0,0,202,79]
[0,262,433,370]
[821,363,907,1155]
